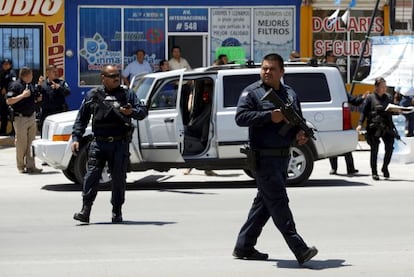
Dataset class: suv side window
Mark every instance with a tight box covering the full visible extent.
[149,80,178,110]
[283,73,331,102]
[223,74,261,107]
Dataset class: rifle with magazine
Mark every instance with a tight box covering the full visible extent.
[261,89,316,140]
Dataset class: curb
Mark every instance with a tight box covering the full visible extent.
[0,136,15,147]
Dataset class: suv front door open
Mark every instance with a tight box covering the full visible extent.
[138,71,185,162]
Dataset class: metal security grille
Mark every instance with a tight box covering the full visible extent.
[0,24,43,78]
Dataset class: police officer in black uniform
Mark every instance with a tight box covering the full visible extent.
[357,77,395,181]
[232,53,318,265]
[37,65,71,135]
[71,64,147,223]
[0,58,17,135]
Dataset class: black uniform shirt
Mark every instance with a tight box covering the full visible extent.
[0,69,17,91]
[358,92,393,127]
[7,80,37,116]
[235,80,302,149]
[72,85,147,142]
[39,78,70,111]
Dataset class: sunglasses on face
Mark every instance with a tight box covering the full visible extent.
[103,73,120,79]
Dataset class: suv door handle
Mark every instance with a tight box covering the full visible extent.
[164,118,174,123]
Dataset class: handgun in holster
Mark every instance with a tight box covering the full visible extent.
[240,145,257,172]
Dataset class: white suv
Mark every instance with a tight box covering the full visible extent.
[33,63,357,185]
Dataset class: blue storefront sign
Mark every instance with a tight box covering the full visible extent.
[168,8,208,32]
[78,7,165,86]
[65,0,301,109]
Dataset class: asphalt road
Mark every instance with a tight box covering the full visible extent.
[1,145,414,277]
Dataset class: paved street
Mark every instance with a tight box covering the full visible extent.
[1,144,414,277]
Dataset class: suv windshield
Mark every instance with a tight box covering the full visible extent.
[130,77,155,101]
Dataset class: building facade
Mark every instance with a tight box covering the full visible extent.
[1,0,411,109]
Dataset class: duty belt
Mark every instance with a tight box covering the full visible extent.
[94,135,128,142]
[14,112,34,117]
[256,148,290,157]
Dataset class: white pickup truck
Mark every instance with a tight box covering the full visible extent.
[32,63,358,185]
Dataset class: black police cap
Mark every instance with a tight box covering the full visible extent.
[2,58,12,65]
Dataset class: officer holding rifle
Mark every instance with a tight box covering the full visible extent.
[232,53,318,265]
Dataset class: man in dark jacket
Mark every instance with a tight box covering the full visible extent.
[0,58,17,135]
[71,64,147,224]
[232,53,318,265]
[37,65,71,135]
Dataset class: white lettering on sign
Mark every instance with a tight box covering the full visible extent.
[312,16,383,33]
[314,39,371,57]
[0,0,63,16]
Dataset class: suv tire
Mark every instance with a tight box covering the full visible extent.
[243,144,314,185]
[73,142,112,186]
[62,166,78,184]
[287,144,314,185]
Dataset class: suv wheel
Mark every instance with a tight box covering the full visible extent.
[62,167,78,184]
[243,144,314,185]
[287,144,314,185]
[73,142,112,185]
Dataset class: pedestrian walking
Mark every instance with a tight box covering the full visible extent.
[71,64,147,223]
[232,53,318,264]
[357,77,396,180]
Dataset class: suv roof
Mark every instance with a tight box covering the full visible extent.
[193,60,319,73]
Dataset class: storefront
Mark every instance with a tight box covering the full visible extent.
[64,0,301,108]
[0,0,65,82]
[301,0,391,85]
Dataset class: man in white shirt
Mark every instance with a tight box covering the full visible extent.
[122,49,152,86]
[168,46,192,70]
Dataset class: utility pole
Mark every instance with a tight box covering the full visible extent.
[349,0,381,95]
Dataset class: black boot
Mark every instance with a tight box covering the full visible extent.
[382,167,390,179]
[112,206,123,223]
[73,203,92,223]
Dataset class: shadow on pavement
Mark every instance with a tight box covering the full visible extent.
[296,178,370,187]
[272,258,350,270]
[74,221,176,227]
[88,220,176,226]
[42,174,371,192]
[42,175,257,192]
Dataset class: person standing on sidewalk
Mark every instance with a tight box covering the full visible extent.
[6,67,42,174]
[0,58,17,135]
[71,64,147,224]
[232,53,317,265]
